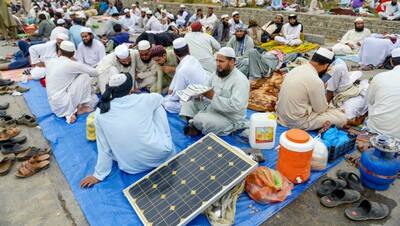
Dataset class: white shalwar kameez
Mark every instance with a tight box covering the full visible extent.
[184,32,221,74]
[133,50,157,89]
[180,67,250,136]
[120,15,138,34]
[274,23,303,46]
[332,28,371,55]
[50,26,69,41]
[46,56,99,121]
[202,14,218,28]
[176,11,188,27]
[145,16,163,33]
[163,55,209,113]
[358,36,400,67]
[75,39,106,67]
[96,50,137,93]
[327,59,369,119]
[378,2,400,20]
[29,40,58,65]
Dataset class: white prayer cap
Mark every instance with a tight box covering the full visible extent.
[180,4,185,8]
[56,8,64,13]
[354,17,364,23]
[217,47,236,59]
[392,48,400,58]
[80,27,92,34]
[115,45,130,59]
[349,71,363,85]
[161,9,167,13]
[131,3,136,7]
[60,41,76,52]
[109,73,127,87]
[313,48,335,64]
[57,18,65,24]
[138,40,151,51]
[167,13,174,20]
[57,33,69,40]
[33,5,38,9]
[30,67,46,80]
[232,11,239,16]
[146,9,152,15]
[221,14,229,19]
[124,8,130,13]
[173,37,187,49]
[76,12,86,19]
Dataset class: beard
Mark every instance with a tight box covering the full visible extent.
[141,57,152,64]
[126,14,130,18]
[120,61,132,67]
[217,68,232,78]
[236,35,245,42]
[83,38,93,47]
[392,1,397,6]
[355,26,364,32]
[318,68,329,78]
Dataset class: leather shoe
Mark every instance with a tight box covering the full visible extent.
[0,79,14,86]
[0,102,9,110]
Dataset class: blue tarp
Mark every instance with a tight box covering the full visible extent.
[23,81,345,226]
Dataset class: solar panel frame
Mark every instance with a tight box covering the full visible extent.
[123,133,258,226]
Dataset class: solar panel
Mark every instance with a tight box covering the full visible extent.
[123,133,258,226]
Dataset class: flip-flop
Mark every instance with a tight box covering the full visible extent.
[0,154,15,176]
[320,189,361,208]
[337,170,364,192]
[15,159,50,178]
[345,199,390,221]
[317,178,347,197]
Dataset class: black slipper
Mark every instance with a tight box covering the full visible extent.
[317,178,347,197]
[0,135,27,145]
[337,170,364,192]
[320,189,361,208]
[345,199,390,221]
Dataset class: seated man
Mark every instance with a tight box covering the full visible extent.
[180,47,249,136]
[111,24,131,48]
[163,38,209,113]
[29,33,69,67]
[332,18,371,55]
[149,45,177,94]
[46,41,99,124]
[276,48,347,130]
[226,25,254,57]
[261,14,284,43]
[0,40,30,71]
[325,59,369,123]
[76,27,106,67]
[96,45,137,93]
[145,10,163,33]
[31,13,55,41]
[378,0,400,20]
[366,48,400,139]
[274,14,303,46]
[133,40,157,91]
[80,73,175,188]
[228,11,244,36]
[134,30,179,47]
[50,18,69,41]
[212,14,231,43]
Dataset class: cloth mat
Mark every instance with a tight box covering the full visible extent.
[1,67,27,82]
[337,55,360,63]
[23,80,347,226]
[260,41,319,54]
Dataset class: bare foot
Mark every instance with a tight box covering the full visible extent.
[77,105,93,115]
[69,114,77,124]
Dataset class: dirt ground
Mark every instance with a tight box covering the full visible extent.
[0,41,398,226]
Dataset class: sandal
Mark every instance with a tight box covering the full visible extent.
[21,153,51,167]
[0,115,16,127]
[0,153,15,176]
[0,127,21,141]
[337,170,364,192]
[12,86,30,93]
[0,135,27,145]
[345,199,390,221]
[16,147,43,161]
[320,189,361,208]
[16,114,38,127]
[317,178,347,197]
[1,143,29,154]
[15,159,50,178]
[0,102,9,110]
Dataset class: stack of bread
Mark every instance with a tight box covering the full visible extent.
[248,72,284,112]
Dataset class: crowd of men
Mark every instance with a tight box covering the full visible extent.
[0,0,399,187]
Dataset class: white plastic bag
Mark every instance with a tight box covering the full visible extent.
[311,137,328,171]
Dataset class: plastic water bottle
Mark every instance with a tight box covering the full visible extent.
[249,113,277,149]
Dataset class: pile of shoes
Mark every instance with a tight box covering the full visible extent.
[0,78,30,95]
[317,170,390,221]
[0,102,51,178]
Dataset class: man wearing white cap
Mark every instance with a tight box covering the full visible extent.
[202,6,218,29]
[75,27,106,67]
[131,4,141,17]
[275,14,303,46]
[180,47,250,136]
[120,8,138,33]
[176,4,189,27]
[29,33,69,67]
[212,14,231,42]
[184,21,221,74]
[50,18,69,41]
[46,40,99,124]
[378,0,400,20]
[163,38,208,113]
[80,73,175,187]
[276,48,347,130]
[145,10,163,33]
[325,59,369,121]
[226,24,254,57]
[366,48,400,139]
[96,44,137,93]
[229,11,243,36]
[331,18,371,55]
[133,40,157,90]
